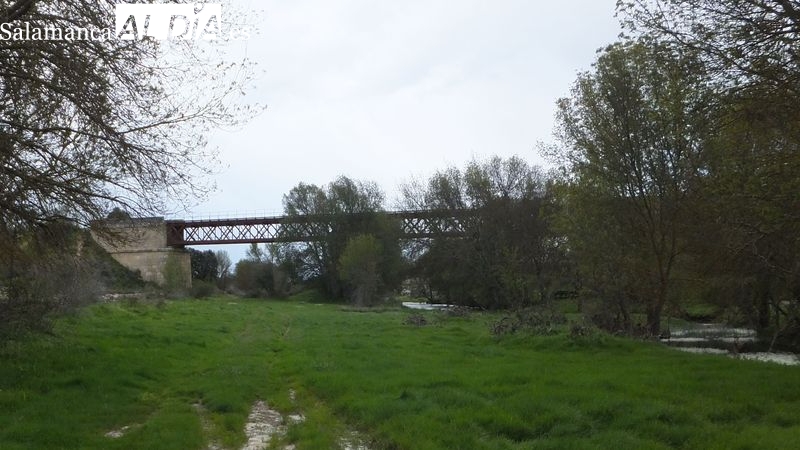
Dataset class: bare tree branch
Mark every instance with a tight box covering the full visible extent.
[0,0,36,24]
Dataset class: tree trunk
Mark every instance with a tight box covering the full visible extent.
[756,274,771,331]
[646,304,661,337]
[617,296,632,333]
[647,286,668,337]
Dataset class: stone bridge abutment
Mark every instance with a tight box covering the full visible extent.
[91,217,191,288]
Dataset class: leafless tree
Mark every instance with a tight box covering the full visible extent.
[1,0,260,330]
[0,0,261,233]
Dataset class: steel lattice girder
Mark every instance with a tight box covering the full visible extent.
[164,210,471,247]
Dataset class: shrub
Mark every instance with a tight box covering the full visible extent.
[404,313,427,327]
[163,252,190,296]
[191,280,216,299]
[1,235,100,336]
[569,322,592,338]
[489,305,567,336]
[339,234,383,306]
[233,259,274,297]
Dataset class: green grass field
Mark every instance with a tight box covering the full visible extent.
[1,297,799,449]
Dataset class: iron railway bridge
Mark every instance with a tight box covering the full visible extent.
[164,210,473,247]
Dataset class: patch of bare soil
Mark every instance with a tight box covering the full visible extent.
[240,400,287,450]
[339,431,370,450]
[104,424,139,439]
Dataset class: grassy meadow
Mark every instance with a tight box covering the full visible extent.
[1,295,799,449]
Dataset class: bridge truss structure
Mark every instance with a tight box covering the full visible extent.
[165,210,473,247]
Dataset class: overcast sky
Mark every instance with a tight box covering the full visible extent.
[185,0,623,259]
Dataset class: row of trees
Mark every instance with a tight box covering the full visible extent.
[223,158,567,310]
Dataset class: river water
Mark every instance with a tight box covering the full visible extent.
[661,323,799,366]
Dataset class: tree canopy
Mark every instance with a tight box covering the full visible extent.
[277,176,402,300]
[618,0,800,98]
[551,41,716,334]
[401,156,562,309]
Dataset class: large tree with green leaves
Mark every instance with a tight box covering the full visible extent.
[619,0,800,340]
[692,96,800,337]
[550,41,714,335]
[401,156,561,310]
[278,176,402,300]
